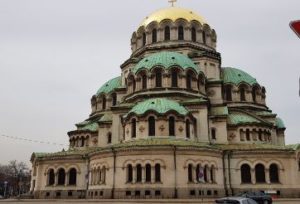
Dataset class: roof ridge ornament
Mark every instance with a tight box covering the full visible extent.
[168,0,177,7]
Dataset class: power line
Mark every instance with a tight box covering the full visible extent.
[0,134,68,147]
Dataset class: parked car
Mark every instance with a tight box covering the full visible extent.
[237,191,272,204]
[215,197,258,204]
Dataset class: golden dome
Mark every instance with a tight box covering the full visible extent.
[139,7,207,28]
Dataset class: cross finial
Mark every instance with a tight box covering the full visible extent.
[168,0,177,7]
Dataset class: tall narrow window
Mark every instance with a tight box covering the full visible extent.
[171,70,178,87]
[136,164,142,182]
[102,96,106,110]
[58,168,66,185]
[270,164,279,183]
[196,164,200,182]
[186,119,190,138]
[252,87,257,102]
[146,164,151,182]
[127,164,133,182]
[169,116,175,136]
[155,163,161,182]
[191,27,196,42]
[240,87,246,101]
[112,93,117,106]
[107,132,112,144]
[186,72,192,89]
[210,166,215,183]
[204,166,208,182]
[142,74,147,89]
[142,32,146,46]
[211,128,216,140]
[202,31,206,44]
[48,169,55,185]
[178,26,184,40]
[246,129,250,141]
[225,85,232,101]
[258,129,263,141]
[132,78,136,92]
[155,70,162,87]
[131,118,136,138]
[241,164,251,183]
[255,164,266,183]
[164,26,170,41]
[148,116,155,136]
[152,29,157,43]
[69,168,77,185]
[188,164,193,182]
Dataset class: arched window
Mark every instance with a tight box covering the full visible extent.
[164,26,170,41]
[145,164,151,182]
[171,70,178,87]
[241,164,251,183]
[58,168,66,185]
[69,168,77,185]
[202,31,206,44]
[169,116,175,136]
[155,163,161,182]
[155,70,162,87]
[204,166,208,182]
[107,132,112,144]
[298,160,300,171]
[255,164,266,183]
[102,166,106,183]
[258,129,263,141]
[210,166,215,183]
[211,128,216,140]
[246,129,250,141]
[112,93,117,106]
[240,87,246,101]
[196,164,201,182]
[131,118,136,138]
[80,137,85,147]
[198,76,205,92]
[148,116,155,136]
[252,87,257,102]
[186,119,190,138]
[270,164,279,183]
[178,26,184,40]
[136,164,142,182]
[152,29,157,43]
[142,32,146,46]
[188,164,193,182]
[102,96,106,110]
[186,72,192,89]
[132,78,136,92]
[191,27,196,42]
[127,164,133,183]
[48,169,55,185]
[142,74,147,89]
[225,85,232,101]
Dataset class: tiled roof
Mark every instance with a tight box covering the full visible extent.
[126,98,189,117]
[227,112,265,126]
[99,113,113,122]
[132,52,201,74]
[222,67,258,86]
[96,76,121,96]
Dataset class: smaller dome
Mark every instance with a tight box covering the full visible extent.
[222,67,258,86]
[132,52,200,74]
[140,7,207,28]
[96,76,121,96]
[127,98,189,117]
[275,117,285,129]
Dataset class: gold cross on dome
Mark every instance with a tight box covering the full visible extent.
[168,0,177,7]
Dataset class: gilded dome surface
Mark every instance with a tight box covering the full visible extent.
[140,7,207,28]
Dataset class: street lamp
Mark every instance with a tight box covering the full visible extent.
[4,181,8,198]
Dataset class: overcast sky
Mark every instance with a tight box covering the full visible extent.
[0,0,299,166]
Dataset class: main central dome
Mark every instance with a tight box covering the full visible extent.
[139,7,207,28]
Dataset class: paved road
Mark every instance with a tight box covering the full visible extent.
[1,199,300,203]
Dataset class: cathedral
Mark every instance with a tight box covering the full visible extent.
[30,5,300,199]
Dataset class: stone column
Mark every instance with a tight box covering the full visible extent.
[54,173,58,186]
[151,166,155,183]
[207,167,212,183]
[65,172,69,186]
[251,169,256,184]
[265,169,270,184]
[193,166,197,183]
[142,167,146,183]
[132,167,137,184]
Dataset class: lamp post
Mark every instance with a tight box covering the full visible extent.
[4,181,8,198]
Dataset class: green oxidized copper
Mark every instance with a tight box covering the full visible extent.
[96,76,121,96]
[222,67,258,86]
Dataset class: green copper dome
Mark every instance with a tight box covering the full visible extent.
[275,117,285,129]
[96,76,121,96]
[132,52,201,74]
[222,67,258,86]
[127,98,189,117]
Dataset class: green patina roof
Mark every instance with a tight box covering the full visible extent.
[96,76,121,96]
[132,52,201,74]
[127,98,189,117]
[77,121,98,132]
[275,117,285,129]
[286,144,300,151]
[227,112,264,126]
[256,111,275,117]
[99,113,113,122]
[222,67,258,86]
[216,143,294,151]
[210,106,229,116]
